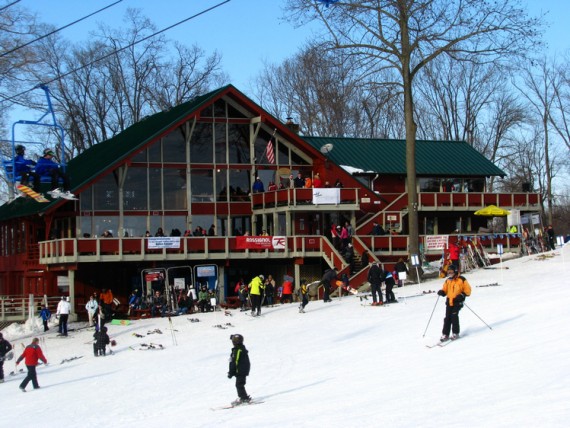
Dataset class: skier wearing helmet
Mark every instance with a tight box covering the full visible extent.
[248,275,265,317]
[228,334,251,405]
[437,264,471,342]
[14,145,40,191]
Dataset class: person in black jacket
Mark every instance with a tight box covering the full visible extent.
[394,258,409,287]
[228,334,251,405]
[0,332,13,383]
[93,326,110,356]
[321,267,337,302]
[367,262,384,306]
[384,270,398,303]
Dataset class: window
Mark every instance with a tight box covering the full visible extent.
[124,168,148,211]
[191,169,213,202]
[163,126,187,163]
[190,123,213,163]
[93,175,118,210]
[228,124,250,164]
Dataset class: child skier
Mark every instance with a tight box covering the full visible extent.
[93,326,110,356]
[39,306,51,332]
[238,282,249,312]
[298,279,309,313]
[228,334,251,405]
[437,264,471,341]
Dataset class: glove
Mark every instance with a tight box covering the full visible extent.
[227,373,233,379]
[455,293,465,303]
[437,290,446,297]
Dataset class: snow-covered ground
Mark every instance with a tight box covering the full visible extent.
[2,245,569,428]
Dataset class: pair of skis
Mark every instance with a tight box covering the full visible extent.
[426,335,462,348]
[211,399,264,411]
[16,184,77,202]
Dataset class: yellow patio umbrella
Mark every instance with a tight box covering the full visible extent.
[474,205,511,216]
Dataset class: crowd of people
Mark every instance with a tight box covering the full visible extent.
[249,171,344,194]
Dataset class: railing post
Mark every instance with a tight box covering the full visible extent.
[28,293,34,321]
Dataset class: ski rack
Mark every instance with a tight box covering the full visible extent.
[2,84,66,199]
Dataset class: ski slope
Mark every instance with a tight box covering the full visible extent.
[2,244,569,428]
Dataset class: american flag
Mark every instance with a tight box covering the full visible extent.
[265,139,275,164]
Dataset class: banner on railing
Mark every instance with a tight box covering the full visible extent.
[147,237,181,249]
[425,235,449,250]
[236,236,286,250]
[312,188,340,204]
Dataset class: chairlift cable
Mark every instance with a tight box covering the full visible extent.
[0,0,232,106]
[0,0,21,13]
[1,0,124,58]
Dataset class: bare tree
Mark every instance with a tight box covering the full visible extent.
[285,0,543,261]
[0,4,41,137]
[33,8,226,155]
[549,52,570,151]
[254,43,402,137]
[148,43,227,111]
[514,56,561,224]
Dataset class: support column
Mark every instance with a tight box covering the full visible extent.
[68,269,77,322]
[294,263,301,292]
[218,264,226,304]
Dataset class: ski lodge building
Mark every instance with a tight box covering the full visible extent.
[0,85,540,321]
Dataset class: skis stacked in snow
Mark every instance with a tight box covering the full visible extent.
[60,356,83,364]
[213,323,234,330]
[133,343,164,351]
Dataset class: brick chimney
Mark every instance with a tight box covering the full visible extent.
[285,117,300,134]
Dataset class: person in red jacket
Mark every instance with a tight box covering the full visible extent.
[448,241,461,271]
[16,337,47,391]
[281,278,294,303]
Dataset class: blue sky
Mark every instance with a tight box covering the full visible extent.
[26,0,320,93]
[24,0,570,95]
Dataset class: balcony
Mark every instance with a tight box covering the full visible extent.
[37,233,522,266]
[38,235,343,265]
[418,191,540,211]
[251,187,360,213]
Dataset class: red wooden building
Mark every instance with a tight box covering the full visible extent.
[0,85,540,321]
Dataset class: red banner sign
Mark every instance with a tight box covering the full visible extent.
[236,236,286,250]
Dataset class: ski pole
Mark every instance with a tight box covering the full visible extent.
[168,316,178,346]
[422,295,440,337]
[464,303,493,330]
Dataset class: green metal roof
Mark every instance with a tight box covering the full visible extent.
[0,85,231,220]
[302,137,506,177]
[1,86,505,221]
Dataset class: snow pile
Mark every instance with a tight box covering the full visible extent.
[1,245,569,427]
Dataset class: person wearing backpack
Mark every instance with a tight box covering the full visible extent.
[437,264,472,342]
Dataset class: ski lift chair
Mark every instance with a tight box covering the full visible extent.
[2,85,67,199]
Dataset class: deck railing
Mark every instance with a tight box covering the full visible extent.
[37,233,522,265]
